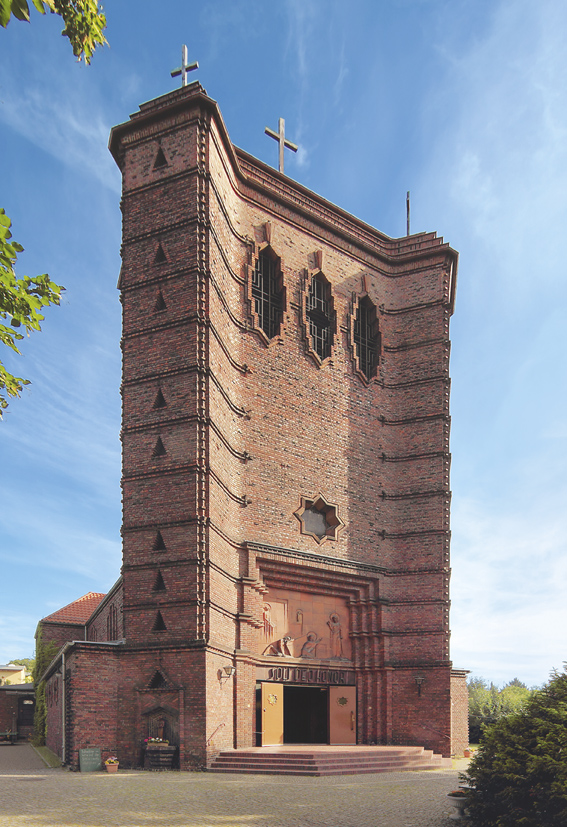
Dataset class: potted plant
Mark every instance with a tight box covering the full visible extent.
[104,756,119,773]
[144,738,176,770]
[446,789,468,820]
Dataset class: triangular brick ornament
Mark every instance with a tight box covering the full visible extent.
[153,570,166,591]
[153,388,167,409]
[148,670,167,689]
[152,611,167,632]
[153,147,168,169]
[152,437,166,457]
[153,531,166,551]
[154,289,167,311]
[154,243,167,264]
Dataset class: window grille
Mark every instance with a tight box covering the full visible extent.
[252,251,283,338]
[302,506,330,539]
[307,275,332,359]
[354,297,379,379]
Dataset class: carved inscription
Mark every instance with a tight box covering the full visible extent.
[260,666,355,686]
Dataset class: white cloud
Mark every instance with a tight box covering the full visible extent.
[422,0,567,291]
[1,328,121,492]
[408,0,567,685]
[0,71,119,192]
[333,40,348,107]
[200,0,267,58]
[285,0,316,83]
[450,495,567,685]
[0,481,121,577]
[0,612,40,660]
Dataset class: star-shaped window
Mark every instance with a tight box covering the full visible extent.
[294,494,344,544]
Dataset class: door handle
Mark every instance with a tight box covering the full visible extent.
[350,711,355,731]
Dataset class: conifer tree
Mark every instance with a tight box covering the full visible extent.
[464,668,567,827]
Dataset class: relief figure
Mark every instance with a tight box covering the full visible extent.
[327,612,343,659]
[263,635,294,657]
[263,603,275,640]
[300,631,322,659]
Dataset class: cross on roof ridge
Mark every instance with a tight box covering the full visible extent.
[171,44,198,87]
[264,117,298,175]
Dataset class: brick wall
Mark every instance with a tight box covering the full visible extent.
[451,669,470,755]
[45,671,63,756]
[46,644,120,767]
[115,647,210,769]
[86,579,124,642]
[38,621,85,651]
[99,80,462,762]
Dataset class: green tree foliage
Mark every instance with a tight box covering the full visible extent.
[32,630,60,745]
[0,1,106,414]
[468,675,535,742]
[9,657,35,670]
[0,0,107,63]
[0,210,64,415]
[464,668,567,827]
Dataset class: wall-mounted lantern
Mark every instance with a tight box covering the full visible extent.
[218,666,236,682]
[414,675,426,696]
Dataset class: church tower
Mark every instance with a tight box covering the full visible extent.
[105,81,463,768]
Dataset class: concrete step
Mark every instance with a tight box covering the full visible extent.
[210,764,450,776]
[211,754,440,767]
[219,747,428,759]
[208,746,452,776]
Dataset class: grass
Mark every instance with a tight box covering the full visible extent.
[31,744,63,769]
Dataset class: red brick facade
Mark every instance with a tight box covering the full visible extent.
[86,580,124,642]
[42,82,466,768]
[450,669,470,755]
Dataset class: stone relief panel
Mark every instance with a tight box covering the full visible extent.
[259,587,351,662]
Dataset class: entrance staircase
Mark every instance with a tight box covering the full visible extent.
[209,745,452,776]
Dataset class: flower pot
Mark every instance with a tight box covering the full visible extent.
[105,763,119,773]
[447,793,467,820]
[463,749,471,758]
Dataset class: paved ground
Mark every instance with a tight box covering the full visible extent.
[0,743,469,827]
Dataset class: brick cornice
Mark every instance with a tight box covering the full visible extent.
[110,82,458,310]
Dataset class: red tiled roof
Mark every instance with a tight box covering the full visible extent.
[41,592,106,625]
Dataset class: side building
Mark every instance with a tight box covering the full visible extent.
[39,82,467,769]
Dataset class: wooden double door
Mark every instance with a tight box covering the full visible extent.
[260,683,356,746]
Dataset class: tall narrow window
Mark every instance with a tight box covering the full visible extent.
[252,250,283,339]
[107,605,118,640]
[354,296,379,380]
[307,274,333,360]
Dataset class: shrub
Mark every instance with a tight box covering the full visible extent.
[464,668,567,827]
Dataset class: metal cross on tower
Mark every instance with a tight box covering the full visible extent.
[171,44,199,87]
[264,118,298,174]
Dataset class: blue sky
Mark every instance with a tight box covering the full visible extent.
[1,0,566,688]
